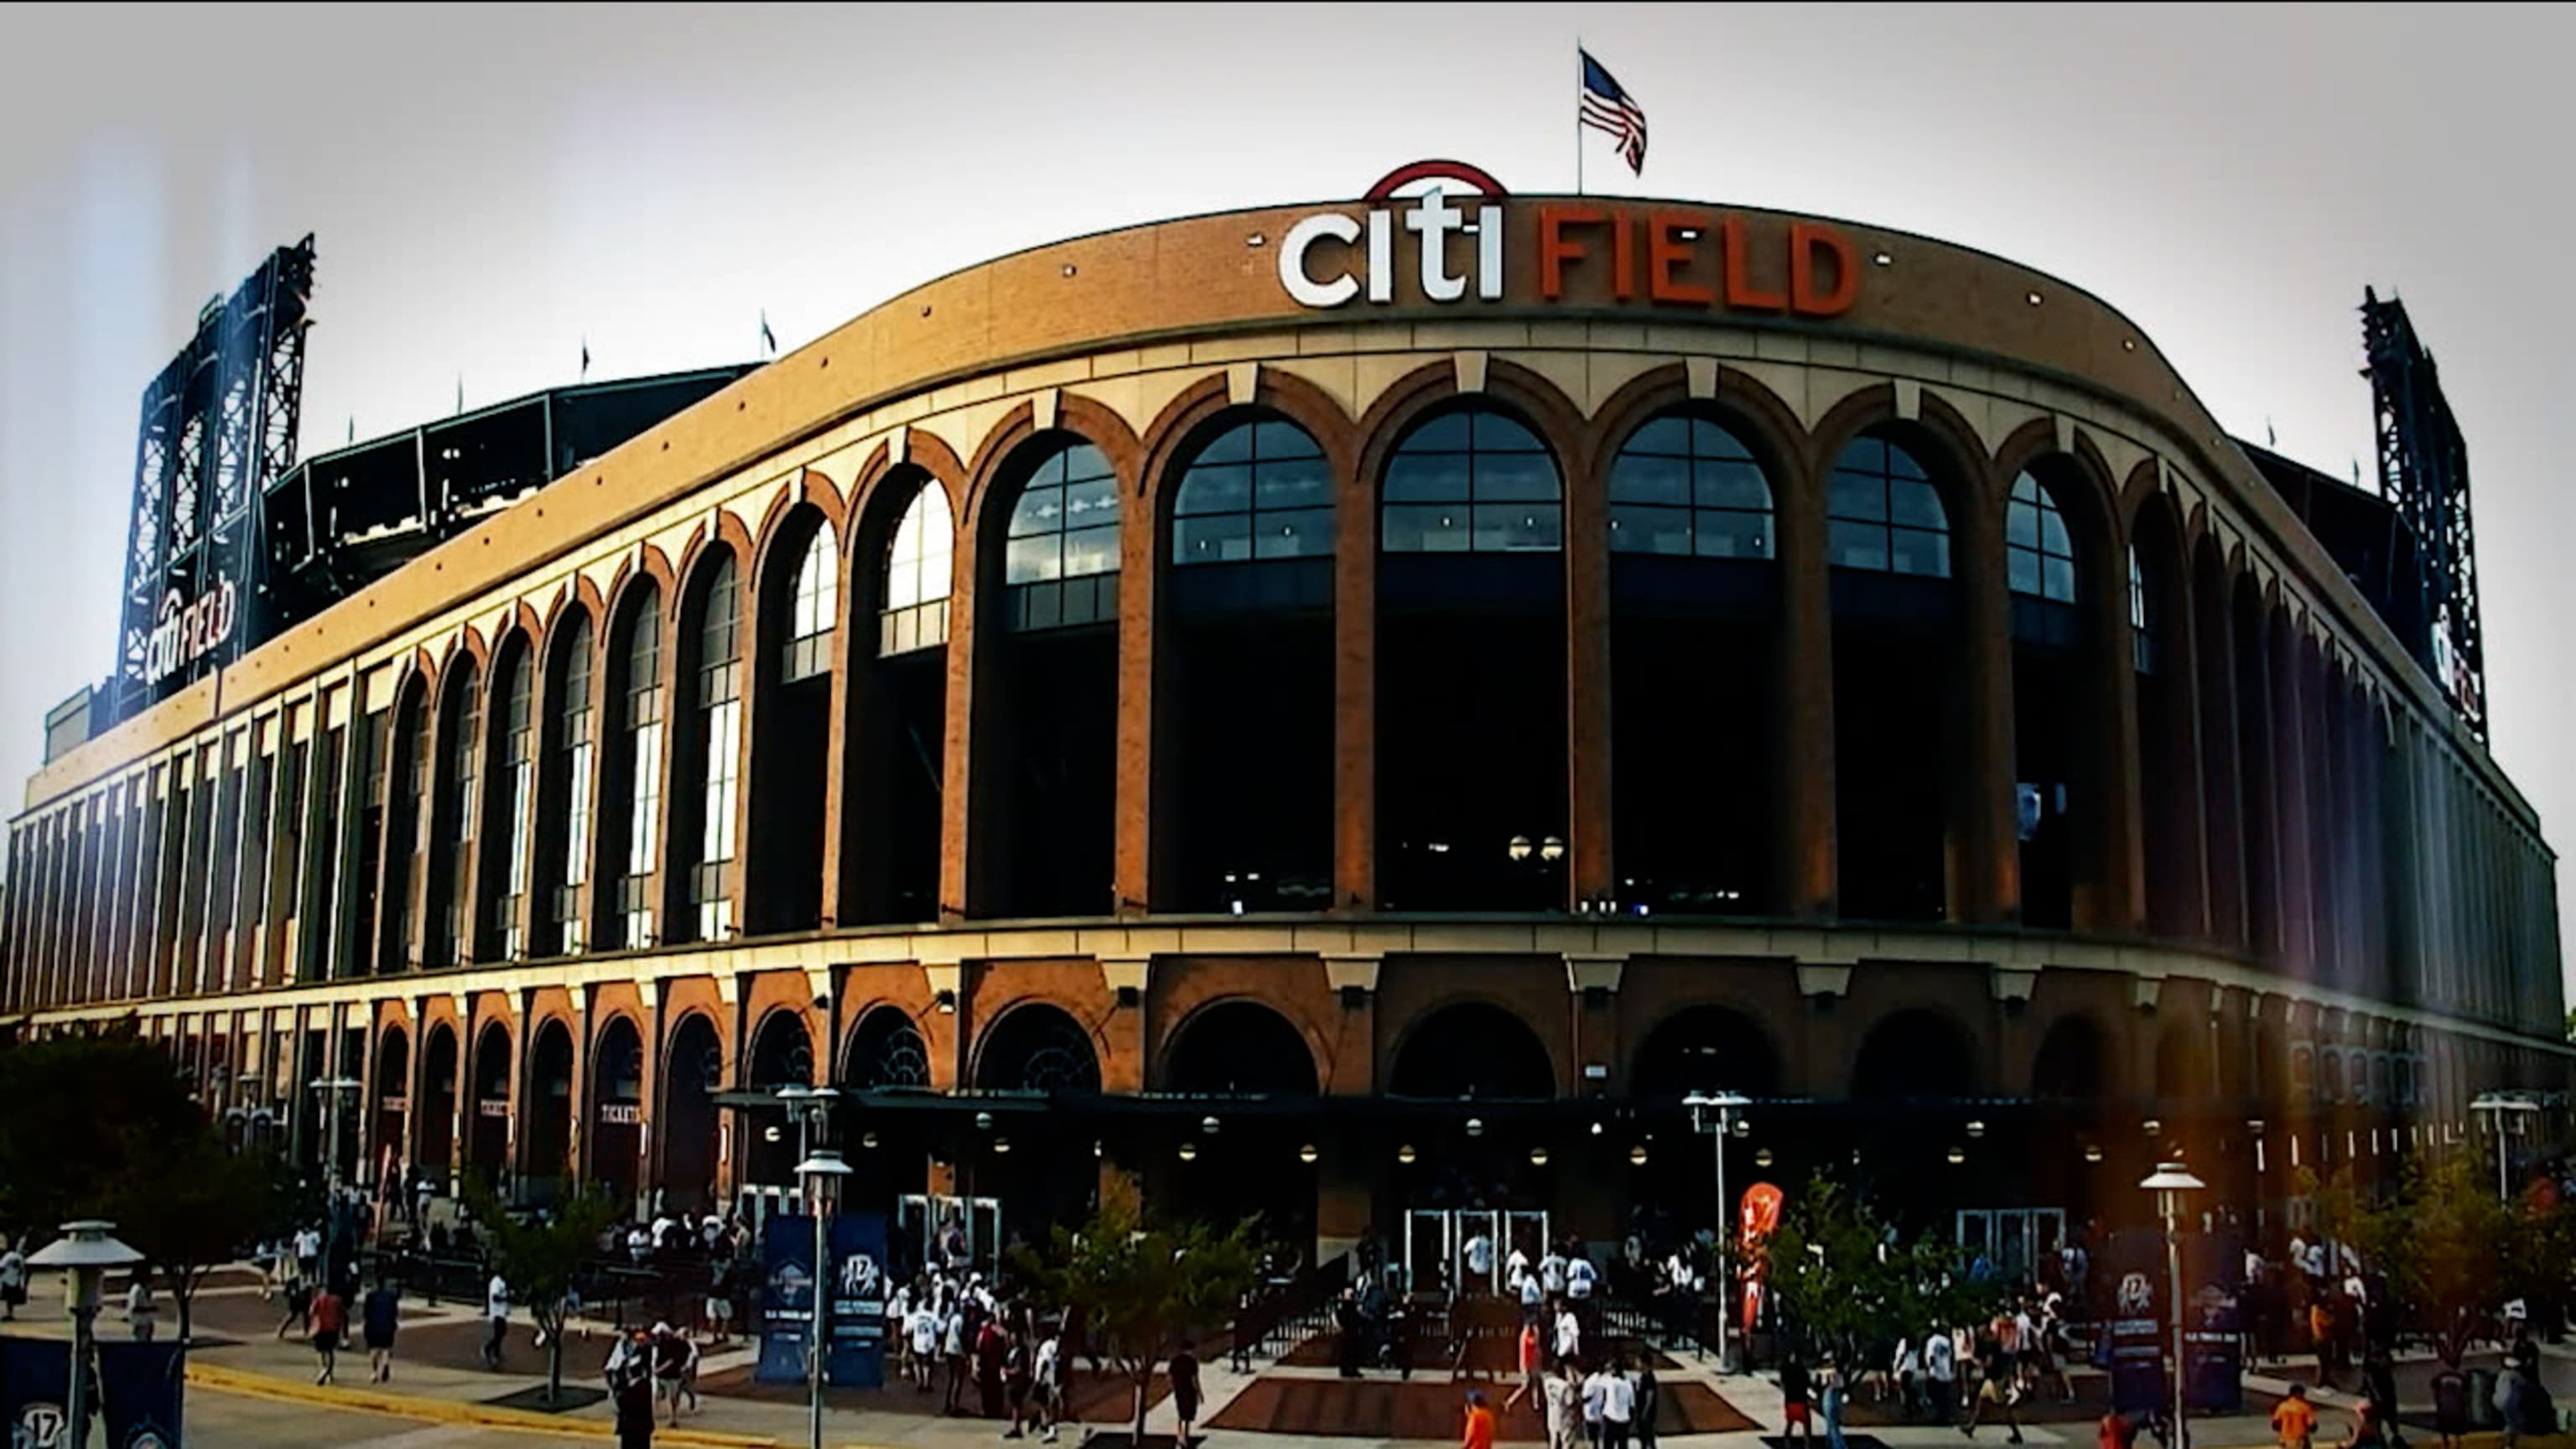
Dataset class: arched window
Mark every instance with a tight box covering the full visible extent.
[614,588,662,949]
[1381,407,1561,553]
[2129,546,2151,673]
[880,484,953,655]
[382,688,430,969]
[1171,418,1332,564]
[436,660,481,968]
[552,615,595,955]
[1827,437,1947,577]
[782,524,838,682]
[689,556,743,942]
[2006,472,2075,601]
[1607,414,1773,558]
[493,646,536,960]
[1004,442,1118,630]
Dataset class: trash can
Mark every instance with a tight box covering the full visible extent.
[2469,1368,2501,1431]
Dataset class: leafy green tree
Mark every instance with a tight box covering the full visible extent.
[1766,1173,2004,1368]
[2298,1150,2558,1359]
[1009,1200,1259,1447]
[0,1028,204,1233]
[104,1134,294,1343]
[462,1177,623,1404]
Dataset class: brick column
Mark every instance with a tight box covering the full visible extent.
[1565,433,1614,907]
[1333,419,1379,913]
[1955,482,2019,924]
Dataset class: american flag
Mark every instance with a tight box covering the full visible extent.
[1579,49,1648,175]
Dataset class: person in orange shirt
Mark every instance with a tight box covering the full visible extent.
[2274,1382,2320,1449]
[1504,1322,1543,1415]
[1464,1389,1498,1449]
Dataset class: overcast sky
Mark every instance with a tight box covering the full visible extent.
[4,3,2573,993]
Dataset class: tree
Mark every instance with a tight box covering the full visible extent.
[0,1029,204,1233]
[2298,1150,2544,1358]
[1766,1172,2005,1368]
[462,1177,623,1404]
[1009,1200,1259,1447]
[104,1134,293,1344]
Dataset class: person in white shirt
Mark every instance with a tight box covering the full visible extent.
[626,1225,651,1265]
[1600,1358,1638,1449]
[1567,1255,1597,1302]
[481,1274,512,1369]
[1893,1337,1922,1415]
[1545,1360,1578,1449]
[1554,1303,1581,1366]
[1506,1247,1531,1296]
[1032,1327,1065,1442]
[125,1270,158,1342]
[1464,1233,1495,1294]
[1923,1322,1957,1423]
[1540,1249,1568,1300]
[651,1214,676,1253]
[906,1302,939,1391]
[1520,1267,1545,1319]
[1580,1363,1610,1446]
[0,1239,26,1322]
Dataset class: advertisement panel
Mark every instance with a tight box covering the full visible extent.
[826,1213,889,1388]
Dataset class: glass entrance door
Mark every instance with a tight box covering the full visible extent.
[1454,1209,1500,1296]
[1405,1208,1453,1298]
[900,1192,1004,1275]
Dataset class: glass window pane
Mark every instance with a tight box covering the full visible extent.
[1176,464,1251,517]
[1891,526,1950,578]
[2040,508,2070,557]
[1384,503,1469,553]
[1254,454,1332,510]
[1197,423,1254,465]
[1474,503,1561,552]
[1473,451,1559,502]
[1696,459,1770,512]
[1828,471,1886,522]
[2044,556,2076,602]
[1174,512,1254,564]
[1062,523,1121,579]
[2008,549,2041,596]
[1691,419,1754,461]
[1058,444,1114,486]
[1834,439,1888,477]
[2007,501,2039,549]
[1062,476,1119,530]
[1005,534,1059,584]
[1625,416,1691,456]
[886,559,920,610]
[1696,510,1773,560]
[1609,503,1690,555]
[1254,506,1335,559]
[1404,412,1472,451]
[1885,441,1928,480]
[1829,519,1889,571]
[1610,453,1690,506]
[922,538,952,602]
[1009,486,1062,538]
[2011,474,2041,506]
[1254,419,1321,459]
[1470,412,1544,451]
[1890,478,1948,531]
[1384,453,1468,503]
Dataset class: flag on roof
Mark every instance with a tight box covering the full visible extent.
[1580,49,1649,175]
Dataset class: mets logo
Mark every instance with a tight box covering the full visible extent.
[13,1401,65,1449]
[838,1253,881,1298]
[2116,1272,2153,1316]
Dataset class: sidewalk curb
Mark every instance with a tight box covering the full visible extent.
[186,1359,779,1446]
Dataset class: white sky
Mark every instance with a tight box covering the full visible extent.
[4,3,2573,997]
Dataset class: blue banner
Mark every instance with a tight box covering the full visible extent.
[2102,1229,2167,1416]
[2179,1230,2244,1414]
[827,1213,888,1389]
[1,1336,75,1449]
[756,1217,817,1385]
[97,1341,185,1449]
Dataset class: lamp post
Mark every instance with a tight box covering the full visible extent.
[795,1149,852,1449]
[29,1220,143,1449]
[2141,1162,2205,1449]
[1685,1089,1753,1373]
[2470,1092,2542,1202]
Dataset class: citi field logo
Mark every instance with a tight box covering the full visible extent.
[1278,159,1860,319]
[140,576,236,688]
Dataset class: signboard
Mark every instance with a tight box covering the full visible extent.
[2180,1230,2244,1413]
[826,1213,890,1388]
[757,1216,817,1384]
[600,1103,641,1125]
[97,1340,185,1449]
[138,579,237,689]
[1737,1180,1784,1338]
[477,1098,509,1119]
[0,1336,72,1449]
[378,1096,408,1114]
[2100,1229,2167,1415]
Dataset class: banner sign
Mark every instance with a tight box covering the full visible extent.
[2179,1229,2245,1413]
[2101,1229,2168,1415]
[757,1213,817,1384]
[1,1336,73,1449]
[826,1213,889,1389]
[1737,1181,1784,1339]
[97,1340,185,1449]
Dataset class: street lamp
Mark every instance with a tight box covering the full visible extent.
[2141,1162,2205,1449]
[30,1220,142,1449]
[2470,1092,2543,1202]
[1685,1089,1753,1374]
[794,1149,852,1449]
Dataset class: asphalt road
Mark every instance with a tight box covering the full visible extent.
[185,1380,560,1449]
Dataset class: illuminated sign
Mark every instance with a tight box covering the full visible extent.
[1279,160,1858,319]
[600,1103,642,1125]
[478,1098,510,1118]
[139,577,236,688]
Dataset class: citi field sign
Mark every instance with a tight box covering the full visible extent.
[1276,160,1858,318]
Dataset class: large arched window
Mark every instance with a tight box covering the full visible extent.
[611,586,663,950]
[880,486,953,655]
[432,659,481,968]
[1003,442,1118,631]
[1607,414,1773,558]
[380,687,430,970]
[548,615,595,955]
[1827,437,1948,576]
[491,644,536,960]
[782,524,838,682]
[1171,418,1332,564]
[687,555,743,942]
[2006,472,2076,602]
[1382,408,1561,553]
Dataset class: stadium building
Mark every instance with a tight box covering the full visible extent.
[3,167,2565,1279]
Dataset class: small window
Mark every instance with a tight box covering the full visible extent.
[1608,413,1774,560]
[1004,442,1119,631]
[2128,546,2152,673]
[1381,407,1561,554]
[880,484,953,656]
[2006,472,2076,602]
[783,524,838,683]
[1827,436,1949,577]
[1172,417,1332,565]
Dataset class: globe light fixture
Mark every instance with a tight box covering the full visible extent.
[1298,1143,1319,1164]
[1397,1143,1417,1165]
[1629,1145,1648,1166]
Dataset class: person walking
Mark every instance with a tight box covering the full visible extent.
[307,1280,346,1385]
[1031,1321,1066,1443]
[1580,1359,1610,1449]
[1506,1318,1544,1416]
[1822,1361,1850,1449]
[943,1299,972,1415]
[1924,1324,1958,1425]
[2431,1353,2470,1449]
[652,1322,698,1425]
[124,1270,158,1342]
[1634,1362,1661,1449]
[1601,1358,1637,1449]
[975,1312,1009,1419]
[1171,1339,1203,1447]
[482,1271,512,1370]
[1781,1355,1815,1446]
[1003,1324,1035,1438]
[0,1236,24,1322]
[1464,1388,1498,1449]
[1960,1348,2024,1444]
[609,1326,657,1449]
[2274,1381,2321,1449]
[362,1278,401,1383]
[273,1249,311,1340]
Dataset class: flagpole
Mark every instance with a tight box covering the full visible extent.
[1575,42,1586,195]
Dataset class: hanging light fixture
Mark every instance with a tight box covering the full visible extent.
[1946,1145,1966,1165]
[1508,836,1534,862]
[1466,1117,1485,1138]
[860,1130,880,1150]
[1201,1114,1220,1136]
[1177,1141,1197,1162]
[1530,1146,1550,1166]
[974,1111,995,1132]
[1397,1143,1417,1165]
[1298,1143,1319,1165]
[1754,1147,1774,1168]
[1540,835,1566,862]
[2085,1143,2105,1163]
[1629,1145,1649,1166]
[1966,1119,1987,1140]
[994,1136,1012,1155]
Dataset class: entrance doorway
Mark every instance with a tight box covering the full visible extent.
[898,1192,1003,1276]
[1404,1207,1550,1297]
[1955,1206,2064,1281]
